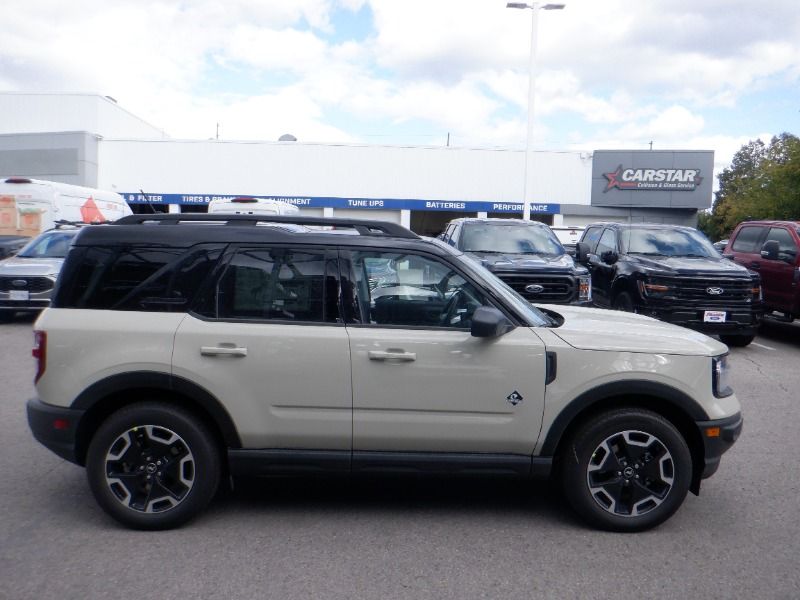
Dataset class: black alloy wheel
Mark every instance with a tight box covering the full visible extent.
[561,408,692,532]
[87,402,220,530]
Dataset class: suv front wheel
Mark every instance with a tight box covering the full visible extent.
[561,408,692,532]
[86,402,220,530]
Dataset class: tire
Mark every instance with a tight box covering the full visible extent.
[612,291,635,312]
[86,402,220,530]
[560,408,692,532]
[0,311,14,323]
[719,333,755,347]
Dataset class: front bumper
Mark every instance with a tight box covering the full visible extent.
[27,397,85,465]
[638,302,761,335]
[696,412,743,479]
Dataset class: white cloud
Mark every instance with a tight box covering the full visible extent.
[0,0,797,172]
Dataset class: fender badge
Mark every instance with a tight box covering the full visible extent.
[507,391,523,406]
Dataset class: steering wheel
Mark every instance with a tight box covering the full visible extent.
[440,289,466,327]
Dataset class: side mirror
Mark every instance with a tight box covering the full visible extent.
[471,306,515,338]
[760,240,779,261]
[601,250,618,265]
[575,242,589,263]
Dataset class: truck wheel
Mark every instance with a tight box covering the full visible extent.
[86,402,220,530]
[612,292,635,312]
[719,333,755,347]
[560,408,692,532]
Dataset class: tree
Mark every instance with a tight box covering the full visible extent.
[699,133,800,241]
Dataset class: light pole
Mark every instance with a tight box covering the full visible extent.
[506,2,565,221]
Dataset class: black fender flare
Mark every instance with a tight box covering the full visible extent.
[71,371,242,449]
[539,379,709,456]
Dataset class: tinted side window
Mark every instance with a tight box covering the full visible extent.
[596,229,617,255]
[60,246,189,309]
[582,226,603,253]
[210,247,333,323]
[115,246,225,312]
[766,227,798,254]
[346,251,488,328]
[731,226,764,253]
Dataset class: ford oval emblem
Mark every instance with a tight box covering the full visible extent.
[525,284,545,294]
[11,279,27,287]
[706,287,724,295]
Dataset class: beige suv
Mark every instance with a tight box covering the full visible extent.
[27,214,742,531]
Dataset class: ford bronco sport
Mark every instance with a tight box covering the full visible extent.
[27,214,742,531]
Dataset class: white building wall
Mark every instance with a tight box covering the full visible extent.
[0,93,167,140]
[97,139,592,206]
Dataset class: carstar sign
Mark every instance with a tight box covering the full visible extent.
[603,165,703,192]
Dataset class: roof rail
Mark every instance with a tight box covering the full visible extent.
[114,213,420,239]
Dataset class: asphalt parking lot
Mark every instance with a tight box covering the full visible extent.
[1,314,799,600]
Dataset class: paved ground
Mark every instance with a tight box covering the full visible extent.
[1,314,799,600]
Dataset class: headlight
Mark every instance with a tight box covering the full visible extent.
[712,354,733,398]
[637,279,672,298]
[578,276,591,301]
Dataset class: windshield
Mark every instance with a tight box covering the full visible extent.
[17,231,76,258]
[461,223,564,256]
[620,227,718,258]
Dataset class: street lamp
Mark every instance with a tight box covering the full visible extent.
[506,2,565,221]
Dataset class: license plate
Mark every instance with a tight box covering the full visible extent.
[9,290,29,301]
[703,310,726,323]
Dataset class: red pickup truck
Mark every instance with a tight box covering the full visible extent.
[724,221,800,322]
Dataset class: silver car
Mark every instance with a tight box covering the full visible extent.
[0,228,79,321]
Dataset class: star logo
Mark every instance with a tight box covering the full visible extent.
[603,165,636,192]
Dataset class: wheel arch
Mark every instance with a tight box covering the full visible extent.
[541,381,708,494]
[610,276,637,304]
[71,371,242,466]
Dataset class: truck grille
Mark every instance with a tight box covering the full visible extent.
[647,276,754,307]
[496,274,576,303]
[0,277,54,293]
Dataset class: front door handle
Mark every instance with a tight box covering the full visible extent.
[368,349,417,362]
[750,261,761,270]
[201,345,248,357]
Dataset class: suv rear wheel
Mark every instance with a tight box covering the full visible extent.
[561,408,691,532]
[86,402,220,530]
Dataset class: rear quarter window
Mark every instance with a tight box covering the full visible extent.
[55,244,224,311]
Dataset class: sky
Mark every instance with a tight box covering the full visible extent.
[1,0,799,177]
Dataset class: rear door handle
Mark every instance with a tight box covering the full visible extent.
[368,350,417,362]
[201,345,248,357]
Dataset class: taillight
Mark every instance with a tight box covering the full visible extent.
[32,330,47,383]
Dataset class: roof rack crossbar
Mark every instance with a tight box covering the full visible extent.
[115,214,419,239]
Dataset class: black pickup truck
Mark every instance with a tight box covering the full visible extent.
[578,222,762,346]
[439,218,591,305]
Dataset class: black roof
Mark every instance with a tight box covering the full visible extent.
[72,213,453,255]
[584,222,699,232]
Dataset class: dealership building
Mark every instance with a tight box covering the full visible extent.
[0,92,714,236]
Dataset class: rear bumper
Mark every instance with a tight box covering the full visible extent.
[696,412,743,479]
[27,397,85,465]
